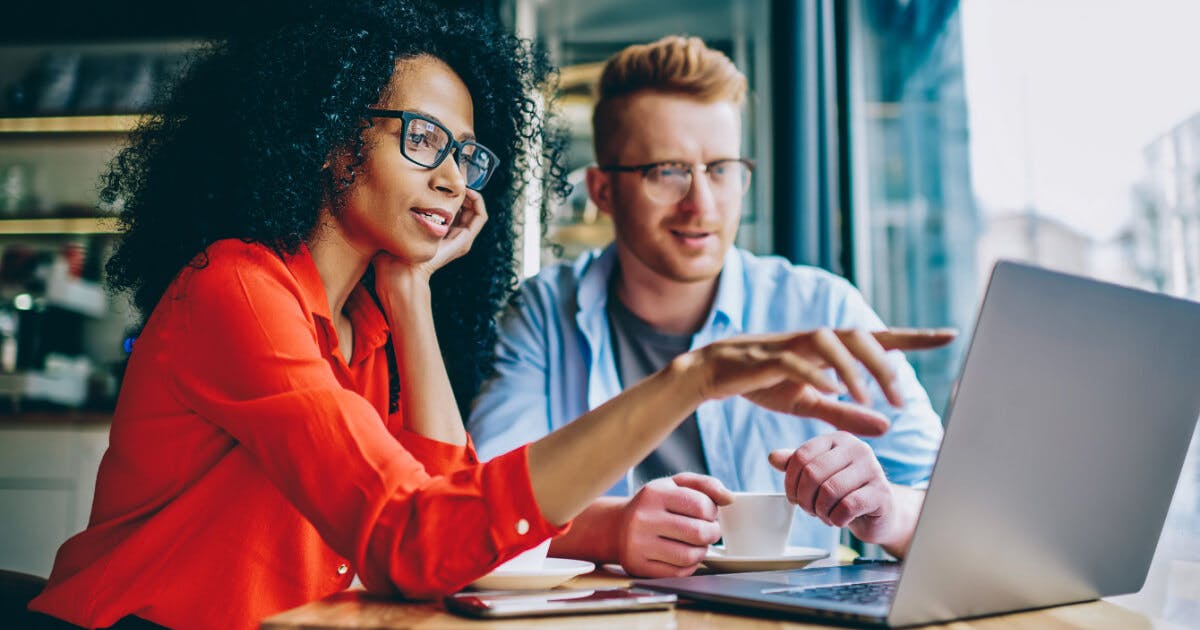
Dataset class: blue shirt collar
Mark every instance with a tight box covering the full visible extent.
[575,245,618,316]
[710,246,745,334]
[576,244,746,335]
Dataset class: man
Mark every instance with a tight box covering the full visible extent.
[467,36,943,578]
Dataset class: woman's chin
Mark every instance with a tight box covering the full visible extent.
[377,243,437,265]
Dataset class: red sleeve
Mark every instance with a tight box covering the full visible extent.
[392,426,480,475]
[166,247,567,598]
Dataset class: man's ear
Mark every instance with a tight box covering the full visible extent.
[585,166,614,218]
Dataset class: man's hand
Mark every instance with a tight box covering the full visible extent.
[768,432,918,554]
[617,473,733,578]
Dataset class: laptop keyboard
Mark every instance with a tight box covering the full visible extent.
[780,580,897,606]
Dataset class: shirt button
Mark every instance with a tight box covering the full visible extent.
[515,518,530,535]
[337,563,349,575]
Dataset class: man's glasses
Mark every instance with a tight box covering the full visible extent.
[599,159,755,205]
[365,108,500,191]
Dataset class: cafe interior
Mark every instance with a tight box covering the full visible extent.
[0,0,1197,628]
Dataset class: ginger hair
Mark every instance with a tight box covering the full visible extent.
[592,35,746,163]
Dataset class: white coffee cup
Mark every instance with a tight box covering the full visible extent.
[494,538,551,572]
[717,492,795,556]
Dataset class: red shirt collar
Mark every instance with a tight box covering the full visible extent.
[283,243,390,362]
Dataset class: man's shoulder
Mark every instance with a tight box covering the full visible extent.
[526,255,584,286]
[517,249,605,300]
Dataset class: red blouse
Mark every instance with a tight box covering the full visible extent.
[29,239,566,629]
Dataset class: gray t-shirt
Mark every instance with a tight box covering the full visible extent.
[606,283,710,489]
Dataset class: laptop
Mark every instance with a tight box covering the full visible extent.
[635,261,1200,627]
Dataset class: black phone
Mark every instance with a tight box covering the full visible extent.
[445,586,677,618]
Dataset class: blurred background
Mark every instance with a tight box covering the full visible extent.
[0,1,1196,622]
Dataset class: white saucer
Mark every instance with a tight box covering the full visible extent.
[468,558,596,590]
[702,545,829,573]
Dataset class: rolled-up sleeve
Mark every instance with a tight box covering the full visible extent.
[165,253,566,598]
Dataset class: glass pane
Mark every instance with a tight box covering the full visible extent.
[848,1,1200,622]
[846,0,977,413]
[848,0,1200,410]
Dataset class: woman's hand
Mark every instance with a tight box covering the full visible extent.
[677,328,955,436]
[424,189,488,274]
[374,189,489,290]
[369,191,487,447]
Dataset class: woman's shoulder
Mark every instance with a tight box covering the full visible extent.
[169,239,299,304]
[199,239,287,268]
[192,239,292,276]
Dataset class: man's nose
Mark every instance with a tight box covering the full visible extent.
[677,170,719,217]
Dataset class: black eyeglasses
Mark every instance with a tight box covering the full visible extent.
[599,159,754,205]
[365,108,499,191]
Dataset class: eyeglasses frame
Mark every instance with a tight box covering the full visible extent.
[598,158,756,202]
[364,107,499,190]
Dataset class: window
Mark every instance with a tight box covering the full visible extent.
[845,0,1200,411]
[845,2,1199,621]
[844,0,974,412]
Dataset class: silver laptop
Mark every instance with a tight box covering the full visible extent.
[636,261,1200,627]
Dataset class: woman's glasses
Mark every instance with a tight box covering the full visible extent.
[599,159,754,205]
[365,108,499,191]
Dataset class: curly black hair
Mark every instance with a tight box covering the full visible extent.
[103,0,567,415]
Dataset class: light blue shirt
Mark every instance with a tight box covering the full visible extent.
[467,245,943,551]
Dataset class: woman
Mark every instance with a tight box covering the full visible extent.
[29,2,949,629]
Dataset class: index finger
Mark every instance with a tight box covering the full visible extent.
[870,328,957,351]
[460,190,488,227]
[839,329,902,407]
[671,472,734,507]
[661,484,723,520]
[445,193,488,244]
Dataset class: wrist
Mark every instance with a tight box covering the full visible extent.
[665,351,708,409]
[873,485,922,557]
[377,272,432,313]
[553,497,626,563]
[606,499,631,562]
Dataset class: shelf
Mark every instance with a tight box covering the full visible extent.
[0,115,142,135]
[0,410,112,426]
[0,217,120,235]
[558,62,605,91]
[549,221,613,247]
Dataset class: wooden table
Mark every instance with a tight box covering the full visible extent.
[261,569,1161,629]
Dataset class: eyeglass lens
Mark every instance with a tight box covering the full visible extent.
[401,116,496,190]
[458,144,495,189]
[642,161,750,205]
[402,117,451,167]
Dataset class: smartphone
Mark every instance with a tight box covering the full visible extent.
[445,587,677,618]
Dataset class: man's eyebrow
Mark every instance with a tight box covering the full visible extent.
[408,109,476,141]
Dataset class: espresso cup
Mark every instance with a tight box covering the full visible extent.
[717,492,795,556]
[494,538,551,572]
